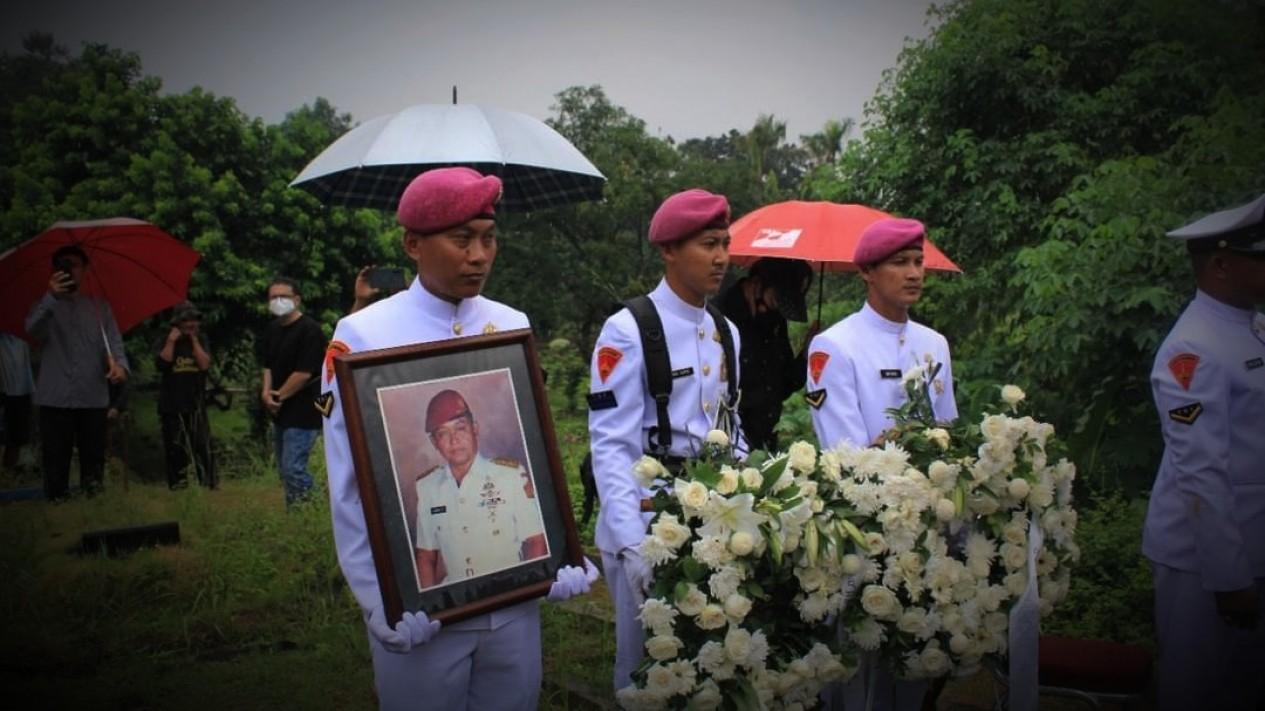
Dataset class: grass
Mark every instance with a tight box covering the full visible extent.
[0,387,617,711]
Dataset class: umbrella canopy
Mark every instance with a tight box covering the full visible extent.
[728,201,962,273]
[290,103,606,212]
[0,218,201,340]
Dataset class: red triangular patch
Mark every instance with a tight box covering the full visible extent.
[1167,353,1200,391]
[597,346,622,384]
[324,340,350,383]
[808,351,829,385]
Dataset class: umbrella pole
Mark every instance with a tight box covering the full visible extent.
[816,263,825,325]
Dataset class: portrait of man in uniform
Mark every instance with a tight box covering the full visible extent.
[378,369,549,591]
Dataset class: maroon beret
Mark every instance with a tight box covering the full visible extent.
[397,167,501,235]
[854,218,926,265]
[425,389,472,433]
[648,189,731,244]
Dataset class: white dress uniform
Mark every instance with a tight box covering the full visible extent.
[415,453,546,584]
[322,279,541,711]
[807,301,956,711]
[807,301,956,449]
[587,279,743,692]
[1143,289,1265,711]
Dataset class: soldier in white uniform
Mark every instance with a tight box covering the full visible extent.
[414,388,547,587]
[807,218,956,711]
[1143,193,1265,711]
[587,188,744,693]
[807,218,956,450]
[321,167,597,711]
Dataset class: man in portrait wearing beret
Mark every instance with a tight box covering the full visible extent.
[321,167,598,711]
[807,217,956,711]
[586,187,745,694]
[1143,193,1265,711]
[413,388,547,589]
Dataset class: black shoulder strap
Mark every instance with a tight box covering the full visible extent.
[705,301,738,406]
[623,295,673,453]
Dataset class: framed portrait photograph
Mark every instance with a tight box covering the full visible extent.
[334,329,582,624]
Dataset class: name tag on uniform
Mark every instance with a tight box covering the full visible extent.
[1246,357,1264,370]
[671,367,694,379]
[880,369,901,379]
[430,506,447,515]
[587,390,617,410]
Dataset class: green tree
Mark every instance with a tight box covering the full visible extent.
[811,0,1265,487]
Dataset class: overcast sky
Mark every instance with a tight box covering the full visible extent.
[3,0,937,141]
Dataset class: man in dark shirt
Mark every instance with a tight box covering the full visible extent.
[718,257,818,452]
[260,277,324,507]
[156,303,215,490]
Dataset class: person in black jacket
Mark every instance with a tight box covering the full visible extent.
[717,257,819,452]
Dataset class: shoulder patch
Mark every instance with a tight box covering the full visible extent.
[805,389,827,409]
[314,391,335,418]
[492,456,523,469]
[587,390,618,411]
[1167,353,1200,390]
[808,351,829,385]
[1168,402,1203,425]
[324,340,351,383]
[597,345,622,384]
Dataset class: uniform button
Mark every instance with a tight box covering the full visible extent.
[703,402,711,413]
[453,322,463,335]
[698,329,705,339]
[702,364,711,376]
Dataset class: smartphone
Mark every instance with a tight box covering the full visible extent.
[366,267,407,292]
[54,256,77,292]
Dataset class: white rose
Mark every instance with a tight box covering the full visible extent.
[724,627,753,664]
[841,554,863,575]
[741,467,763,489]
[646,634,683,661]
[705,429,729,446]
[729,530,756,556]
[787,441,818,473]
[1001,384,1026,408]
[859,585,900,620]
[651,514,691,550]
[724,593,753,621]
[691,679,723,710]
[695,604,727,630]
[934,498,957,521]
[796,566,827,592]
[716,468,740,494]
[677,479,710,510]
[928,428,951,451]
[633,455,668,487]
[677,585,708,617]
[1007,478,1031,501]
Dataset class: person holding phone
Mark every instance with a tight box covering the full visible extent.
[350,265,408,314]
[155,303,215,490]
[25,245,129,499]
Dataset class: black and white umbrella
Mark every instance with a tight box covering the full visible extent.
[290,103,605,212]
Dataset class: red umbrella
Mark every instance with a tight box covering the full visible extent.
[0,218,201,341]
[728,201,962,273]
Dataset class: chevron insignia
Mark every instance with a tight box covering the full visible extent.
[1167,402,1202,425]
[314,391,335,418]
[805,389,827,409]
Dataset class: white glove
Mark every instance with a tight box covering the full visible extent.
[366,606,441,654]
[547,557,601,602]
[621,547,653,597]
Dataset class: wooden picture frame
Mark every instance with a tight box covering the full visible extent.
[333,329,582,624]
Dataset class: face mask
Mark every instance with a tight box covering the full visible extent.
[269,297,296,317]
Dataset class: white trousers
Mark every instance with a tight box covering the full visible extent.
[369,606,542,711]
[602,548,647,694]
[1153,563,1265,711]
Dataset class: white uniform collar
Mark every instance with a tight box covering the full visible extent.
[650,279,708,325]
[407,277,484,334]
[1193,288,1258,324]
[860,301,909,335]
